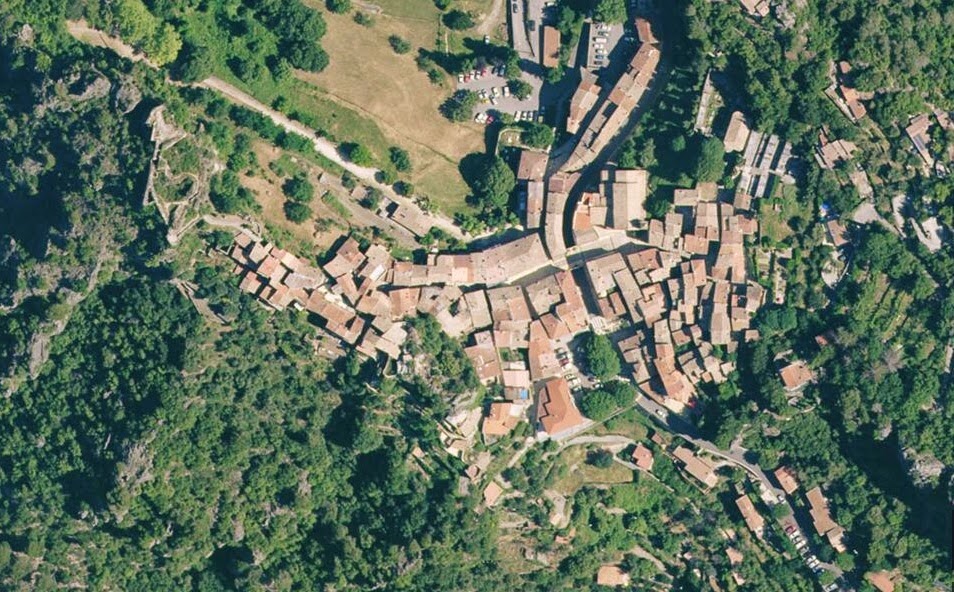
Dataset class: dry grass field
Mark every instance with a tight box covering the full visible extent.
[241,142,346,251]
[291,0,501,215]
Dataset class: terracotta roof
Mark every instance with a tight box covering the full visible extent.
[631,443,654,470]
[735,495,764,535]
[541,26,561,68]
[779,361,813,390]
[536,377,586,436]
[517,150,549,182]
[482,402,521,437]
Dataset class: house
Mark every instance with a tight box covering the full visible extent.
[735,495,765,537]
[634,18,657,45]
[866,571,897,592]
[596,565,630,587]
[482,402,522,438]
[517,150,549,182]
[739,0,770,17]
[536,377,586,437]
[779,361,813,392]
[631,443,654,470]
[525,181,544,229]
[601,167,648,229]
[673,446,718,488]
[541,25,561,68]
[723,111,751,153]
[483,481,504,506]
[806,486,847,551]
[566,69,601,135]
[826,219,849,248]
[905,114,935,169]
[774,466,799,494]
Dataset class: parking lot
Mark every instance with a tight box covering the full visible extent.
[457,66,544,123]
[781,521,842,592]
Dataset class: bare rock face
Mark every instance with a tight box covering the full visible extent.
[113,77,142,114]
[900,447,945,488]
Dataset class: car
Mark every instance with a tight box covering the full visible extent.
[490,97,499,106]
[484,35,490,43]
[795,540,807,550]
[655,409,665,418]
[784,525,795,534]
[823,585,838,592]
[502,85,510,97]
[511,2,518,12]
[458,74,464,83]
[485,115,495,124]
[527,20,536,32]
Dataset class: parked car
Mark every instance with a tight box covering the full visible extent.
[655,409,665,418]
[484,35,490,43]
[511,2,518,13]
[784,525,795,534]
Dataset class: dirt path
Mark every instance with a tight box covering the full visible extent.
[477,0,505,35]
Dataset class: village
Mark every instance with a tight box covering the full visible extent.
[193,3,949,591]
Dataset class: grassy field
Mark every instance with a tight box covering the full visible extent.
[294,5,494,215]
[758,182,811,245]
[174,0,501,217]
[551,446,634,496]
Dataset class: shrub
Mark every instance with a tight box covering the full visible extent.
[394,181,414,196]
[353,12,373,26]
[388,35,411,54]
[588,449,615,468]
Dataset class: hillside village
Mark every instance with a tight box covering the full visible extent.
[200,5,932,590]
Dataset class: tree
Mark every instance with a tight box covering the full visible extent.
[440,90,479,122]
[173,42,214,82]
[521,123,554,149]
[508,78,533,100]
[394,181,414,196]
[580,389,616,420]
[389,35,411,54]
[443,9,475,30]
[326,0,351,13]
[588,449,615,468]
[594,0,627,23]
[389,147,412,172]
[282,174,314,203]
[284,201,312,222]
[344,143,375,166]
[693,136,725,182]
[471,155,516,210]
[581,332,621,380]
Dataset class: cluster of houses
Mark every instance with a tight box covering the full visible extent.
[774,466,847,553]
[564,20,660,172]
[574,181,765,410]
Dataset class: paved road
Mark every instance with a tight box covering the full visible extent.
[508,0,533,58]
